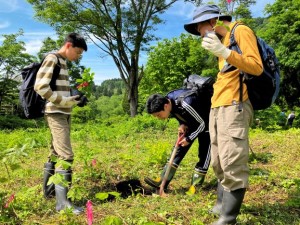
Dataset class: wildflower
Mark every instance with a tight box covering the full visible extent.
[91,159,97,168]
[4,193,15,208]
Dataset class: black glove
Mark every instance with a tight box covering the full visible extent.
[70,89,88,107]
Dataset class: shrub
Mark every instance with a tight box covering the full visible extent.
[0,115,45,130]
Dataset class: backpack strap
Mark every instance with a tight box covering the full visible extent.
[229,22,245,112]
[175,89,196,108]
[46,53,61,91]
[229,23,242,52]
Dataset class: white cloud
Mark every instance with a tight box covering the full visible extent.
[24,39,43,55]
[0,21,10,29]
[18,31,57,55]
[0,0,18,13]
[17,32,50,51]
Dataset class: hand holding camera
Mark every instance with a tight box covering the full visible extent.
[70,89,88,107]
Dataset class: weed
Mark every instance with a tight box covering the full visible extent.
[0,117,299,224]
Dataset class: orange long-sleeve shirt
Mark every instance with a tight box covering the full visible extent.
[211,22,263,108]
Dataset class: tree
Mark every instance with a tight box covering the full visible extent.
[95,95,126,119]
[218,0,257,28]
[0,31,33,109]
[27,0,201,117]
[259,0,300,107]
[139,33,217,102]
[219,0,256,19]
[95,78,125,97]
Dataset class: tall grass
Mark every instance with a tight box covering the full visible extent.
[0,115,299,225]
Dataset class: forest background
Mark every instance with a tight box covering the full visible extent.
[0,0,299,224]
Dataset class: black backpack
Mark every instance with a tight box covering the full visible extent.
[229,23,280,110]
[175,74,214,105]
[19,53,61,119]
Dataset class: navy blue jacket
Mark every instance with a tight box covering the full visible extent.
[167,89,211,142]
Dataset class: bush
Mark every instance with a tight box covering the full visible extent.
[0,115,45,130]
[253,105,300,130]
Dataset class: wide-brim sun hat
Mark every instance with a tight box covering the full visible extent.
[184,4,232,36]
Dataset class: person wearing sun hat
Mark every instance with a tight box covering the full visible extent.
[184,5,232,36]
[184,4,263,225]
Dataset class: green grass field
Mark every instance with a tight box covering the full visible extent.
[0,116,299,225]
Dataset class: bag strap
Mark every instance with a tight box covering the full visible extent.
[229,23,245,111]
[229,23,241,52]
[45,53,61,91]
[175,89,196,108]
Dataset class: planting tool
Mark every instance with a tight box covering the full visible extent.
[159,133,185,197]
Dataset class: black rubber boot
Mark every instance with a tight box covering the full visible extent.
[210,181,224,215]
[144,164,177,190]
[212,188,246,225]
[43,162,56,198]
[55,169,83,215]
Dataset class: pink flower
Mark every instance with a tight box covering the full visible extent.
[86,200,93,225]
[227,0,232,3]
[4,193,15,208]
[91,159,97,168]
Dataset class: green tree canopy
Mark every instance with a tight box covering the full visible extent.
[259,0,300,107]
[139,33,217,102]
[0,31,33,107]
[94,78,125,98]
[219,0,256,20]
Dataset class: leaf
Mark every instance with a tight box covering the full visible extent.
[47,176,54,185]
[95,192,109,200]
[102,216,123,225]
[49,173,68,186]
[216,20,230,31]
[56,159,72,170]
[49,155,58,162]
[108,191,121,198]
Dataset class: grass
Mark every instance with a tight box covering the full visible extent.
[0,116,299,225]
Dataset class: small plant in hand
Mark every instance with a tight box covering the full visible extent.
[76,68,95,98]
[215,0,232,31]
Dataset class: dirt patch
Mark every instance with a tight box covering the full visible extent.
[116,179,152,198]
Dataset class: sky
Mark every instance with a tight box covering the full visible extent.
[0,0,275,85]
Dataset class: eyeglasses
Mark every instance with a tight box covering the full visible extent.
[75,49,83,55]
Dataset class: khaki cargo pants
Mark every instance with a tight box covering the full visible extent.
[209,100,253,191]
[46,113,74,161]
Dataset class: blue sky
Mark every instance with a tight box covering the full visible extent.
[0,0,274,84]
